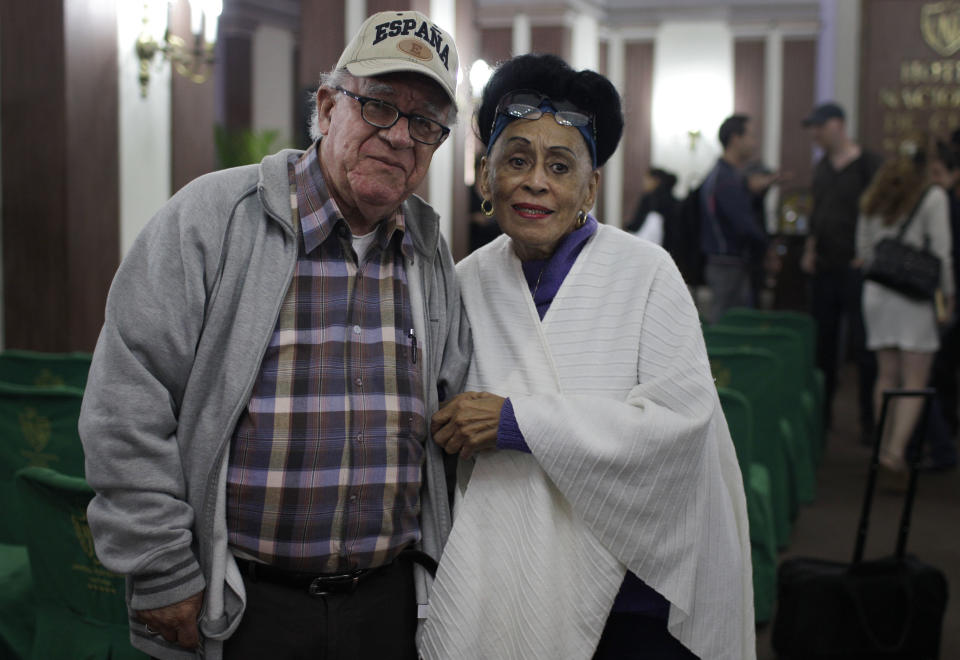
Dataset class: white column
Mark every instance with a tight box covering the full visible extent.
[345,0,367,45]
[570,12,599,72]
[252,24,295,146]
[512,13,531,56]
[117,1,172,258]
[833,0,861,138]
[651,21,733,191]
[604,32,626,227]
[428,0,456,243]
[764,27,784,232]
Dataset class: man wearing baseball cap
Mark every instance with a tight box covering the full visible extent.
[79,10,469,659]
[800,101,882,443]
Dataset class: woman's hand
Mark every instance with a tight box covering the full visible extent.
[431,392,506,460]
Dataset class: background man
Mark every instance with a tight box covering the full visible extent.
[700,114,771,322]
[79,10,469,659]
[801,102,881,442]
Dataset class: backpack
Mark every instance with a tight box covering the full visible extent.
[666,182,706,287]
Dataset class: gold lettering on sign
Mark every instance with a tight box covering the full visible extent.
[922,2,960,57]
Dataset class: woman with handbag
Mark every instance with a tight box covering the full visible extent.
[856,150,955,478]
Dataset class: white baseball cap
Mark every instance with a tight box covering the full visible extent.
[336,10,459,104]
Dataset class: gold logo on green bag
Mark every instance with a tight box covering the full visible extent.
[18,408,59,468]
[72,512,98,562]
[710,361,732,389]
[33,368,65,387]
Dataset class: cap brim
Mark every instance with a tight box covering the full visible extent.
[344,60,456,105]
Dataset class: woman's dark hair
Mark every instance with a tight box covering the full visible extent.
[476,53,624,168]
[626,167,679,233]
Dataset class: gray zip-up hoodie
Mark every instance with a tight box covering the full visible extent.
[79,148,470,659]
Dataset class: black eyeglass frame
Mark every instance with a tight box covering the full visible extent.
[335,86,451,146]
[490,89,597,142]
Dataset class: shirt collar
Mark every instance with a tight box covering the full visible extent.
[292,142,413,260]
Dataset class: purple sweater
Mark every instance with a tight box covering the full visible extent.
[494,217,669,618]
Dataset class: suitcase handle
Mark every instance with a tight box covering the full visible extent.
[853,388,935,565]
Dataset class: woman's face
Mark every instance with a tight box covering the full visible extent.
[480,115,598,260]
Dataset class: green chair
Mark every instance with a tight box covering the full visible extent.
[717,387,777,624]
[0,350,92,389]
[704,324,817,504]
[0,383,86,543]
[718,307,826,462]
[0,543,36,659]
[15,467,146,660]
[708,346,797,547]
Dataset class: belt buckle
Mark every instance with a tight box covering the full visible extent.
[307,571,362,597]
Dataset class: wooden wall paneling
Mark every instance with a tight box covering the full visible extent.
[451,0,477,261]
[479,27,512,66]
[734,39,766,158]
[859,0,960,157]
[170,0,216,194]
[0,1,70,349]
[621,41,653,224]
[531,26,570,60]
[223,34,253,132]
[298,0,343,149]
[595,41,609,223]
[780,38,817,196]
[0,0,119,351]
[64,0,120,351]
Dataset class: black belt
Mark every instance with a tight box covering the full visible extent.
[235,548,438,597]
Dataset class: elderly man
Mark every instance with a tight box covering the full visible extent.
[79,10,468,660]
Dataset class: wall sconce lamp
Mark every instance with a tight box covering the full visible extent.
[687,129,702,151]
[136,0,223,97]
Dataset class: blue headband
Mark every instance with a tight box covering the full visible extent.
[486,100,598,168]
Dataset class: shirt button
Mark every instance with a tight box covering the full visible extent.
[350,494,358,502]
[353,325,361,335]
[354,377,362,387]
[355,434,362,442]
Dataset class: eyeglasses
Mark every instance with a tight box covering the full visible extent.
[492,89,595,134]
[335,86,450,145]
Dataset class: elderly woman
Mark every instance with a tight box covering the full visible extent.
[418,54,753,660]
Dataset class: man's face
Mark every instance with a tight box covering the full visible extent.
[315,73,450,225]
[808,117,844,151]
[734,120,758,161]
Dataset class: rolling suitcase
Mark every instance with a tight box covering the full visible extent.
[772,389,949,659]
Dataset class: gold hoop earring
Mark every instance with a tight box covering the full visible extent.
[576,210,587,228]
[481,199,495,217]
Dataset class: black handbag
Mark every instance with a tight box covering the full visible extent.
[864,188,941,300]
[772,389,949,659]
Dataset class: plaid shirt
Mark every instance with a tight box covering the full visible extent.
[226,145,426,572]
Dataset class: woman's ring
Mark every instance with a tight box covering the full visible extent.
[145,624,156,634]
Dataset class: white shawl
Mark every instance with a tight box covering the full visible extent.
[419,226,754,660]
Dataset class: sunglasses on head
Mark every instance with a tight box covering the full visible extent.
[492,90,595,133]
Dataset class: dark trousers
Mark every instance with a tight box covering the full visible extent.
[593,613,699,659]
[811,267,876,435]
[222,559,417,660]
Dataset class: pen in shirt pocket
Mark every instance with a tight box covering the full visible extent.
[408,328,418,364]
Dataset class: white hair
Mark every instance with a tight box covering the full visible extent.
[307,68,458,143]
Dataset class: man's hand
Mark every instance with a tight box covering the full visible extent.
[431,392,506,460]
[137,590,204,649]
